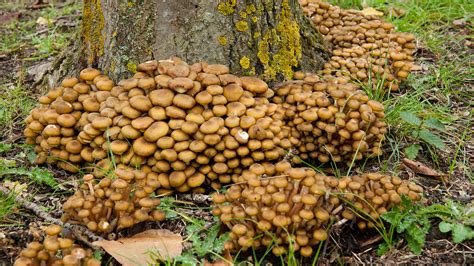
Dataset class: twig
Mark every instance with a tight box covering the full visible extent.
[175,194,211,205]
[0,184,104,249]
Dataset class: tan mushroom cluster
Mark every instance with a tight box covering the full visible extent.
[300,0,416,91]
[272,75,387,163]
[75,58,285,192]
[24,68,116,172]
[212,161,422,257]
[336,171,423,230]
[24,57,289,191]
[14,225,100,266]
[62,168,165,233]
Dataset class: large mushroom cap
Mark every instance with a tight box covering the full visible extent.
[240,77,268,94]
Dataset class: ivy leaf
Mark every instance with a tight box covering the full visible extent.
[418,130,446,149]
[451,223,474,243]
[400,111,422,126]
[404,144,421,159]
[424,118,445,131]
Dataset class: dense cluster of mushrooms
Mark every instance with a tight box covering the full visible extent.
[16,0,423,263]
[25,58,291,192]
[212,161,423,256]
[62,168,165,233]
[301,0,416,91]
[14,225,100,266]
[273,73,387,163]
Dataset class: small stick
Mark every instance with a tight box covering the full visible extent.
[176,194,212,205]
[0,184,104,249]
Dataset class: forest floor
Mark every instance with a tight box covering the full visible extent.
[0,0,473,265]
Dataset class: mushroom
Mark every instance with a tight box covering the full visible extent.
[299,0,416,92]
[212,161,423,256]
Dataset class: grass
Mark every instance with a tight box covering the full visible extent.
[0,2,81,59]
[0,76,36,139]
[0,189,18,220]
[0,2,82,137]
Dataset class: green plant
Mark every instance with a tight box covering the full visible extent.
[173,218,230,265]
[380,197,474,255]
[0,189,18,219]
[0,143,13,153]
[156,197,230,265]
[434,201,474,243]
[0,160,58,189]
[398,111,446,159]
[379,196,430,255]
[0,81,36,135]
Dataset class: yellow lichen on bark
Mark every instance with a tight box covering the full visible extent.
[218,36,228,45]
[257,0,302,80]
[240,56,251,69]
[82,0,105,65]
[235,21,249,32]
[217,0,237,15]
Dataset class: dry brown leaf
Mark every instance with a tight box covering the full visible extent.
[409,64,423,71]
[361,7,384,17]
[388,6,407,18]
[402,158,448,182]
[93,229,182,266]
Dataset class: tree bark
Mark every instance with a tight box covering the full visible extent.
[48,0,328,86]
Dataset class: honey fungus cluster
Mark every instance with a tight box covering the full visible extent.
[25,58,288,192]
[300,0,416,91]
[212,161,423,256]
[272,74,386,163]
[77,58,285,192]
[62,168,165,233]
[23,70,114,173]
[14,225,100,266]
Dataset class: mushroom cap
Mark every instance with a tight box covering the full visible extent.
[138,60,158,72]
[240,77,268,94]
[79,68,101,81]
[44,224,62,236]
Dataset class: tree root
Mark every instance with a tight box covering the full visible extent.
[0,184,104,249]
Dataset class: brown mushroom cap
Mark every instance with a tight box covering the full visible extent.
[240,77,268,94]
[79,68,101,81]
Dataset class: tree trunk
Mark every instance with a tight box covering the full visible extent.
[49,0,328,86]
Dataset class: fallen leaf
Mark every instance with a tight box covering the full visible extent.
[361,7,384,17]
[36,17,53,25]
[387,6,406,18]
[409,64,423,71]
[2,180,27,194]
[402,158,448,182]
[453,19,467,27]
[93,229,182,266]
